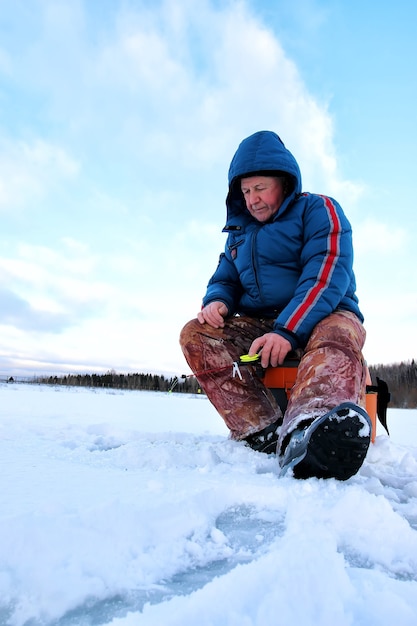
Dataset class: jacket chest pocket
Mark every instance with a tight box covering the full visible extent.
[228,238,244,260]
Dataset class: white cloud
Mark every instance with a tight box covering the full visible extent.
[0,138,79,211]
[364,292,417,365]
[10,0,347,191]
[0,240,111,323]
[3,1,360,197]
[354,218,408,256]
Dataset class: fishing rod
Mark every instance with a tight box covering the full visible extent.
[169,353,261,392]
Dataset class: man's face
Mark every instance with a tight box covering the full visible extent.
[240,175,286,222]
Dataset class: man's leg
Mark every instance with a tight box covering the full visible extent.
[180,316,282,442]
[277,311,370,479]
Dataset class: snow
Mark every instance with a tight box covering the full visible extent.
[0,382,416,626]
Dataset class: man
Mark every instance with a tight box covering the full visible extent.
[180,130,371,480]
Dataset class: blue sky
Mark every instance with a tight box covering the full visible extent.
[0,0,416,377]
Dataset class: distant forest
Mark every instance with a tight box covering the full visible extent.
[31,371,202,395]
[29,359,417,409]
[369,360,417,408]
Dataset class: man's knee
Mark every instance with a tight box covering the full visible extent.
[307,311,365,353]
[179,318,200,348]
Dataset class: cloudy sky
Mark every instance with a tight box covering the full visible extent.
[0,0,416,378]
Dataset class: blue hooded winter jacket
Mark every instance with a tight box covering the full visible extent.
[202,130,363,349]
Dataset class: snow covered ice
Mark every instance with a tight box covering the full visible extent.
[1,382,417,626]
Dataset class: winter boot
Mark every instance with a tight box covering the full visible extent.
[279,402,372,480]
[244,418,282,454]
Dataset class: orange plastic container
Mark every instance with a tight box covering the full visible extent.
[365,391,377,443]
[262,363,298,399]
[365,367,377,443]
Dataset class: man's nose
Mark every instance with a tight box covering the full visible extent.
[249,190,260,205]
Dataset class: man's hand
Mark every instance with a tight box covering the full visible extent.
[249,333,292,368]
[197,302,228,328]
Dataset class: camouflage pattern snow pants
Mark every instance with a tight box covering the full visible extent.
[179,310,367,457]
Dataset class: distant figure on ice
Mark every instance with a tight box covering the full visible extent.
[180,130,371,480]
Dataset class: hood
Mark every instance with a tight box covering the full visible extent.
[226,130,302,222]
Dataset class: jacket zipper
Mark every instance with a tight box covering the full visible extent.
[251,228,264,300]
[228,238,244,252]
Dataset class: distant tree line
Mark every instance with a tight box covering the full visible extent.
[369,360,417,408]
[30,360,417,407]
[32,370,202,394]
